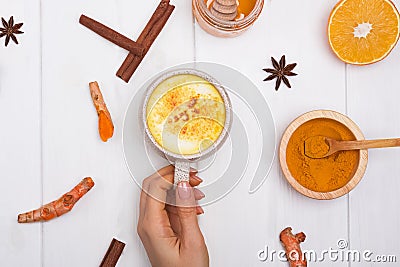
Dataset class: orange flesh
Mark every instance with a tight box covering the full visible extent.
[328,0,400,64]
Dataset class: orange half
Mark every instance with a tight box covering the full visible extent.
[328,0,400,65]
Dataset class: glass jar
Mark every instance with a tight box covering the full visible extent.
[192,0,264,38]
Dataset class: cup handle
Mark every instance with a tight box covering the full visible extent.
[174,161,190,184]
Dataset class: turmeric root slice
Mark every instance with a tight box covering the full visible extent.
[98,111,114,142]
[280,227,307,267]
[18,177,95,223]
[89,81,114,142]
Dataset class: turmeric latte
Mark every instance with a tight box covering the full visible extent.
[286,118,359,192]
[146,74,226,155]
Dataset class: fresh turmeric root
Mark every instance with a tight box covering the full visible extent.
[280,227,307,267]
[18,177,95,223]
[89,81,114,142]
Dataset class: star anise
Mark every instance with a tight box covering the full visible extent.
[263,55,297,90]
[0,16,24,47]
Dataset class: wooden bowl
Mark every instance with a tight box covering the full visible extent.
[279,110,368,200]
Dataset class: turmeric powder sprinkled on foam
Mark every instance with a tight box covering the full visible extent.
[286,118,359,192]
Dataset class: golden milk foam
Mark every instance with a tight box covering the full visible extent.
[146,74,226,155]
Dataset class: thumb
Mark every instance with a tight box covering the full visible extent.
[176,181,204,248]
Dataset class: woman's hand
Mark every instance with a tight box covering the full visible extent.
[138,165,209,267]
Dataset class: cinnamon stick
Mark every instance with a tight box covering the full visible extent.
[100,238,126,267]
[80,15,145,56]
[116,0,170,79]
[117,0,175,82]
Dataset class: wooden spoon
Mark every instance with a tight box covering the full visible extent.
[211,0,238,21]
[304,135,400,159]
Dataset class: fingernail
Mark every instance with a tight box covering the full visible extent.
[199,191,205,199]
[192,175,203,183]
[190,167,198,173]
[196,206,204,214]
[194,189,205,200]
[177,181,191,200]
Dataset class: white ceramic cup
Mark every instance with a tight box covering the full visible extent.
[142,68,232,184]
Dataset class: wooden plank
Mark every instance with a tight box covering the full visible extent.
[347,44,400,266]
[195,0,349,266]
[0,0,42,266]
[40,0,194,265]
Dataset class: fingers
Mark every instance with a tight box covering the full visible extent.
[156,165,175,177]
[139,165,203,224]
[166,188,205,216]
[166,205,205,216]
[193,188,205,200]
[189,175,203,187]
[167,210,182,235]
[144,173,175,220]
[139,165,175,221]
[196,206,204,215]
[176,181,205,249]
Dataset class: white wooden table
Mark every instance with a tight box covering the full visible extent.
[1,0,399,266]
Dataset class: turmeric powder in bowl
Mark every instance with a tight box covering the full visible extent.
[280,110,368,199]
[286,118,360,192]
